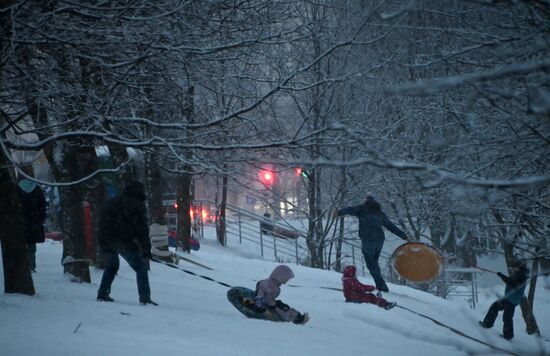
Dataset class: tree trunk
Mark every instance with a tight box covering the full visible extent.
[429,218,444,250]
[89,183,106,267]
[176,170,192,252]
[335,216,345,272]
[175,82,195,251]
[0,7,34,295]
[59,142,91,283]
[145,151,164,224]
[495,211,540,336]
[521,257,540,335]
[216,173,228,246]
[520,297,540,336]
[0,154,35,295]
[1,11,48,290]
[305,168,323,268]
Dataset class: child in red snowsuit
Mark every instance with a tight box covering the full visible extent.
[342,265,395,310]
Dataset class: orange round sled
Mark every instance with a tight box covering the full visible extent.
[390,242,444,283]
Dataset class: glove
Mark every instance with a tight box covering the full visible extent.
[276,300,290,311]
[254,296,266,313]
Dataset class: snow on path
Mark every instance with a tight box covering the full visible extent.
[1,237,548,356]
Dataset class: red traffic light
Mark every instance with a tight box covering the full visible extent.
[295,167,308,178]
[259,170,275,185]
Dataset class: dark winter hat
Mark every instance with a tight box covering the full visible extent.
[364,195,381,211]
[518,261,529,272]
[124,181,146,202]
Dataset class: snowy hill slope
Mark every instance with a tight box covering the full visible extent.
[1,233,549,356]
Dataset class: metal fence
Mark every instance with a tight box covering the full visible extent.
[223,204,309,265]
[219,202,376,277]
[441,267,482,308]
[193,200,480,307]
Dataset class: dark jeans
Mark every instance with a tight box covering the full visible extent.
[483,300,516,339]
[362,239,386,289]
[27,243,37,271]
[97,249,151,302]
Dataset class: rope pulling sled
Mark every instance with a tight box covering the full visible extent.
[150,256,520,354]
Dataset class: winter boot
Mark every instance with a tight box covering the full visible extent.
[97,295,115,302]
[293,312,310,325]
[383,302,396,310]
[377,283,389,293]
[478,321,490,329]
[140,298,158,306]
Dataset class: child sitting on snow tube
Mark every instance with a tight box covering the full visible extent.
[255,265,310,324]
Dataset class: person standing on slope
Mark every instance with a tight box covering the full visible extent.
[97,181,157,305]
[336,195,409,292]
[16,165,46,273]
[479,262,529,340]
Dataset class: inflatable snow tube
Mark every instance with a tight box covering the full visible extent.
[227,287,281,322]
[390,242,444,283]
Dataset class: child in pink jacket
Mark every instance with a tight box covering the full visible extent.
[255,265,309,324]
[342,265,396,310]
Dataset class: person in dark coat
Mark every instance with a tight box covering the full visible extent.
[479,262,529,340]
[337,195,409,292]
[260,212,274,236]
[16,172,46,272]
[97,181,157,305]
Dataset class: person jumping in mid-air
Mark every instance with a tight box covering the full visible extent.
[336,195,409,292]
[342,265,396,310]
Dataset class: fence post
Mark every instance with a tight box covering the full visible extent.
[273,235,277,259]
[323,242,330,271]
[238,213,242,244]
[471,272,476,309]
[474,272,479,306]
[295,239,299,265]
[260,231,264,257]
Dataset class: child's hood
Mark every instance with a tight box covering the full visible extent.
[270,265,294,285]
[343,265,356,278]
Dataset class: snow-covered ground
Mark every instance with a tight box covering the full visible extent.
[1,227,549,356]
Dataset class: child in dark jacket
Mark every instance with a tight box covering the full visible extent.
[342,265,396,310]
[479,263,529,340]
